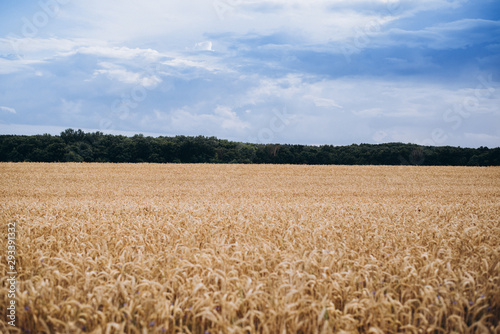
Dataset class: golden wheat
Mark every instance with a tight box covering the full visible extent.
[1,163,499,333]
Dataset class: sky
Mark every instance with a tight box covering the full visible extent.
[0,0,499,147]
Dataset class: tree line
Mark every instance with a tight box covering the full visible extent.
[0,129,498,165]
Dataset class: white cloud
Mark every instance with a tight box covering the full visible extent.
[304,95,343,109]
[52,0,461,48]
[242,74,306,104]
[1,0,473,59]
[70,45,162,61]
[0,58,43,74]
[93,62,162,87]
[55,0,216,45]
[0,106,16,114]
[0,37,165,62]
[162,57,225,73]
[0,37,83,56]
[194,41,213,52]
[214,106,250,130]
[1,36,225,77]
[378,19,500,50]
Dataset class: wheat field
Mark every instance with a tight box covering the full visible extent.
[1,163,499,333]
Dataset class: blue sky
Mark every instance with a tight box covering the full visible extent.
[0,0,499,147]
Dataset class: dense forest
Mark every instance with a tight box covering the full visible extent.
[0,129,499,165]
